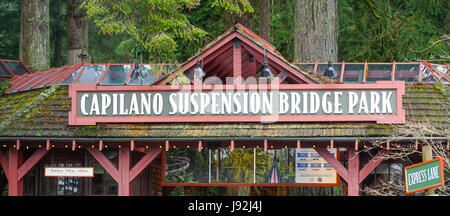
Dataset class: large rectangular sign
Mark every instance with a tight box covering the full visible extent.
[295,148,338,184]
[69,81,405,125]
[404,158,444,194]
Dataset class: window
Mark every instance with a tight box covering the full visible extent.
[342,64,365,83]
[76,65,107,84]
[395,64,419,83]
[60,66,84,85]
[0,61,12,78]
[127,64,160,85]
[366,64,392,82]
[421,66,438,83]
[100,64,132,85]
[2,60,29,75]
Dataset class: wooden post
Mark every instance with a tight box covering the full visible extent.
[422,145,435,196]
[118,147,131,196]
[8,147,23,196]
[347,148,360,196]
[233,38,242,84]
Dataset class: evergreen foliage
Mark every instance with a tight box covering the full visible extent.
[338,0,449,63]
[0,0,20,60]
[0,0,447,65]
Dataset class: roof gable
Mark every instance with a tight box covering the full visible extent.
[158,24,320,85]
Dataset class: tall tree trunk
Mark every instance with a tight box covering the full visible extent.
[53,0,65,67]
[223,0,255,31]
[258,0,270,42]
[20,0,50,71]
[225,12,254,31]
[294,0,338,62]
[67,0,89,65]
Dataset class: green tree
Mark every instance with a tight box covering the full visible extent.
[81,0,254,62]
[338,0,449,63]
[0,0,21,60]
[82,0,209,62]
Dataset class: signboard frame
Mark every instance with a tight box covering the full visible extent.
[404,158,445,194]
[68,81,405,125]
[44,166,95,178]
[295,148,339,185]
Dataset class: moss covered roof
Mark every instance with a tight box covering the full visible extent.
[0,84,448,139]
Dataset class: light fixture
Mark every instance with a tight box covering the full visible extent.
[132,50,143,84]
[324,61,337,78]
[260,48,274,78]
[323,48,337,78]
[193,49,205,79]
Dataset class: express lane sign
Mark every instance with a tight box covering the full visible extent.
[404,158,444,194]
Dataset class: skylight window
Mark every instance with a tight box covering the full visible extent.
[366,64,392,83]
[100,64,132,85]
[394,64,419,83]
[76,64,107,84]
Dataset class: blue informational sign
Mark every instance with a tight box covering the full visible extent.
[295,148,338,184]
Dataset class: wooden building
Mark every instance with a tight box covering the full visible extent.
[0,24,448,196]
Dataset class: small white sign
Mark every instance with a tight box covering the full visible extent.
[295,148,337,184]
[44,167,94,178]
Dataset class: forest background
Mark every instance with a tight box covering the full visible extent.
[0,0,448,71]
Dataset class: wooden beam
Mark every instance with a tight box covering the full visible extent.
[358,149,390,184]
[17,148,49,180]
[314,147,349,182]
[46,139,51,151]
[198,140,203,152]
[87,148,119,183]
[130,140,135,152]
[264,139,268,152]
[129,148,162,182]
[247,54,256,78]
[242,45,284,76]
[233,39,242,83]
[165,140,170,152]
[15,140,20,150]
[99,140,104,152]
[72,140,77,151]
[191,43,234,73]
[204,48,233,73]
